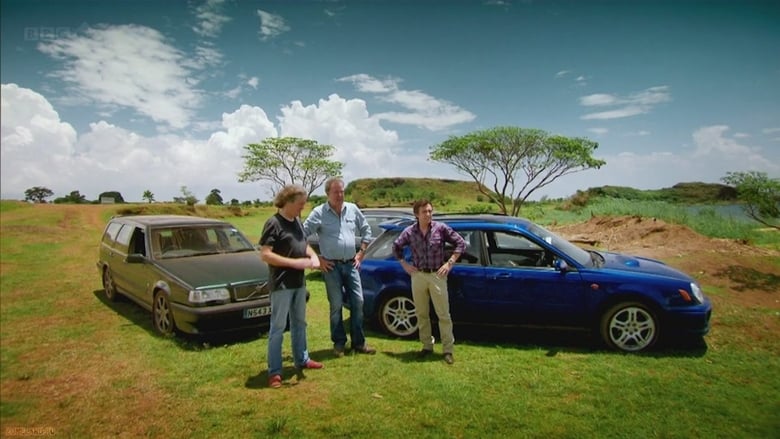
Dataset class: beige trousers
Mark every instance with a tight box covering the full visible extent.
[411,271,454,354]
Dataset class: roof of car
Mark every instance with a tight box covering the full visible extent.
[361,207,415,215]
[109,215,231,227]
[381,213,533,230]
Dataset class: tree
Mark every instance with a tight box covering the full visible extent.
[142,190,155,203]
[24,186,53,203]
[721,171,780,230]
[173,186,198,205]
[205,188,224,205]
[54,190,87,204]
[430,127,606,216]
[238,137,344,197]
[98,191,125,203]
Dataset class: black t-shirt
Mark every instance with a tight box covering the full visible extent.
[259,213,307,291]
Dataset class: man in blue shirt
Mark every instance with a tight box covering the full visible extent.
[304,177,376,357]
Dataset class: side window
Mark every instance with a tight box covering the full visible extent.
[445,230,481,265]
[115,224,135,251]
[487,231,546,268]
[102,221,123,246]
[128,228,146,256]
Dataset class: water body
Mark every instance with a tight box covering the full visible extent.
[686,204,753,223]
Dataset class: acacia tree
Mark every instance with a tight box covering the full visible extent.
[238,137,344,197]
[24,186,53,203]
[205,188,224,205]
[721,171,780,230]
[430,127,606,215]
[173,186,198,205]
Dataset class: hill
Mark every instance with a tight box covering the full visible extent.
[345,177,738,208]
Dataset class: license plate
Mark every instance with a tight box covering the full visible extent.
[243,306,271,319]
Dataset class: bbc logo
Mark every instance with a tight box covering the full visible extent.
[24,27,74,41]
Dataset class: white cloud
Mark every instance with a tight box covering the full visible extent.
[539,125,780,200]
[587,127,608,135]
[555,70,570,78]
[580,86,671,120]
[192,0,231,38]
[257,10,290,41]
[691,125,777,172]
[247,77,260,89]
[337,74,475,131]
[277,94,401,179]
[37,24,203,129]
[1,84,448,201]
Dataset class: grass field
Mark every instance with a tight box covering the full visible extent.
[1,201,778,438]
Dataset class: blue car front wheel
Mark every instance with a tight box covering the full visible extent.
[600,301,659,353]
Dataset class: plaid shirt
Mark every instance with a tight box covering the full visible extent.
[392,220,465,270]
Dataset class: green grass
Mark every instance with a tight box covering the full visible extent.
[1,202,779,438]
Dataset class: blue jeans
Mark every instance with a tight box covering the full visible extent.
[322,262,366,349]
[267,287,310,377]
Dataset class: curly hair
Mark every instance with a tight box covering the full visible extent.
[273,184,307,209]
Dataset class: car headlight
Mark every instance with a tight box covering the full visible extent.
[189,288,230,303]
[690,282,704,303]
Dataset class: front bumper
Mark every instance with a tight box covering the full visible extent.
[171,298,272,334]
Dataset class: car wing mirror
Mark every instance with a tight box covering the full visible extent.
[126,253,146,263]
[554,258,568,273]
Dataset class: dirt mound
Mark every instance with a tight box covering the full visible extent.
[550,215,762,260]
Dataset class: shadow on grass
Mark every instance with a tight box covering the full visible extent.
[92,289,267,351]
[370,324,708,359]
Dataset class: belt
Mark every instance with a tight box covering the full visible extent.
[329,258,355,264]
[418,268,437,273]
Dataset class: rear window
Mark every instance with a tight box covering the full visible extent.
[102,221,123,244]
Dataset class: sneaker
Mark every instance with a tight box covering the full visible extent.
[353,345,376,355]
[443,353,454,365]
[268,374,282,389]
[333,346,345,357]
[300,359,324,369]
[417,348,433,359]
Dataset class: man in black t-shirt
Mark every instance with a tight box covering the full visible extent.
[259,184,323,388]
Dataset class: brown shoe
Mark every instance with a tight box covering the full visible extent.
[417,348,433,359]
[443,353,454,365]
[353,345,376,355]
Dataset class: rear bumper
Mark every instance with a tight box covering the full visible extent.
[171,299,272,334]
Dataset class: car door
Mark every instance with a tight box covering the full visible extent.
[112,225,151,303]
[480,230,588,327]
[445,230,494,322]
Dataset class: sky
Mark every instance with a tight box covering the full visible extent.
[1,0,779,203]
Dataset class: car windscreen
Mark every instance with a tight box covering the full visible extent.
[526,223,591,266]
[152,225,255,259]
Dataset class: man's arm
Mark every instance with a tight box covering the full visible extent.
[260,245,316,270]
[302,206,321,237]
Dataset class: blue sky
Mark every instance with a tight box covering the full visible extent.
[2,0,778,202]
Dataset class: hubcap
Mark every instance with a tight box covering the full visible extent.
[609,306,656,352]
[383,296,417,337]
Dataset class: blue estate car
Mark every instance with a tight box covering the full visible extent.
[358,214,712,352]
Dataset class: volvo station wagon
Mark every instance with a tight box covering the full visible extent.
[96,215,272,336]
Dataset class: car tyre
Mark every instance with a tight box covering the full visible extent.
[153,291,176,337]
[600,301,659,352]
[376,291,418,338]
[102,267,120,302]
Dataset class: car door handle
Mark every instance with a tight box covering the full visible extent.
[492,273,512,279]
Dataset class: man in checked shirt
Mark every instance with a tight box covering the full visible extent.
[392,199,465,365]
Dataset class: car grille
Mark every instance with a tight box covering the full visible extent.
[233,282,270,302]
